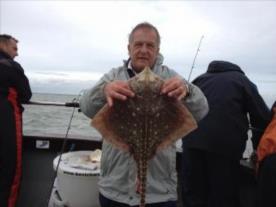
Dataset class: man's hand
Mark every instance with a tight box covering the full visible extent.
[161,76,189,100]
[104,80,135,107]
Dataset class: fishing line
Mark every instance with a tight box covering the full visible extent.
[44,90,84,207]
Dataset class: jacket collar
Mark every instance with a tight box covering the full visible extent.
[207,60,245,75]
[123,53,164,72]
[0,50,12,60]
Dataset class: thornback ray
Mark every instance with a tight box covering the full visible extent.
[91,66,197,207]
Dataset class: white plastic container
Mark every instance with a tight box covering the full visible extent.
[52,150,100,207]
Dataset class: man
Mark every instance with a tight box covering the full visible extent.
[80,22,208,207]
[181,60,270,207]
[0,34,32,207]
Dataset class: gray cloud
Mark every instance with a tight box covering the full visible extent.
[1,1,275,105]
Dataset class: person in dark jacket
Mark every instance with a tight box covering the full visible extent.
[181,60,270,207]
[0,34,32,207]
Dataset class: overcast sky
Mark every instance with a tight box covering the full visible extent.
[1,0,276,106]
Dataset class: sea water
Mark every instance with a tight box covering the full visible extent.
[23,93,100,139]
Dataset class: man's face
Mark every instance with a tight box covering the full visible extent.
[5,39,18,59]
[128,27,159,73]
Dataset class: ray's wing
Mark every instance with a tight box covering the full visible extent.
[91,67,197,158]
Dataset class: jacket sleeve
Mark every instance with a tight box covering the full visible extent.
[184,82,209,122]
[80,68,117,119]
[245,79,271,149]
[11,61,32,103]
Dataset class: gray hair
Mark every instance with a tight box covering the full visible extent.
[128,22,161,46]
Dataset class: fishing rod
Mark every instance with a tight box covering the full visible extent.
[41,90,84,207]
[187,35,204,82]
[28,100,80,108]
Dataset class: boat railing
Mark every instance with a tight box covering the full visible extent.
[22,100,103,143]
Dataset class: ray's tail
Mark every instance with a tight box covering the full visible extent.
[139,156,148,207]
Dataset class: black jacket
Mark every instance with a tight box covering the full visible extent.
[183,60,270,159]
[0,51,32,206]
[0,51,32,109]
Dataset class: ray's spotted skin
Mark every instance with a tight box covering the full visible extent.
[92,67,197,207]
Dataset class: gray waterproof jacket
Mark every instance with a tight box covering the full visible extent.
[80,55,208,205]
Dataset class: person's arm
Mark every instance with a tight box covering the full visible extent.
[246,80,271,150]
[80,68,133,118]
[184,82,209,122]
[160,67,209,123]
[80,73,111,119]
[12,61,32,103]
[0,59,32,103]
[103,80,134,107]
